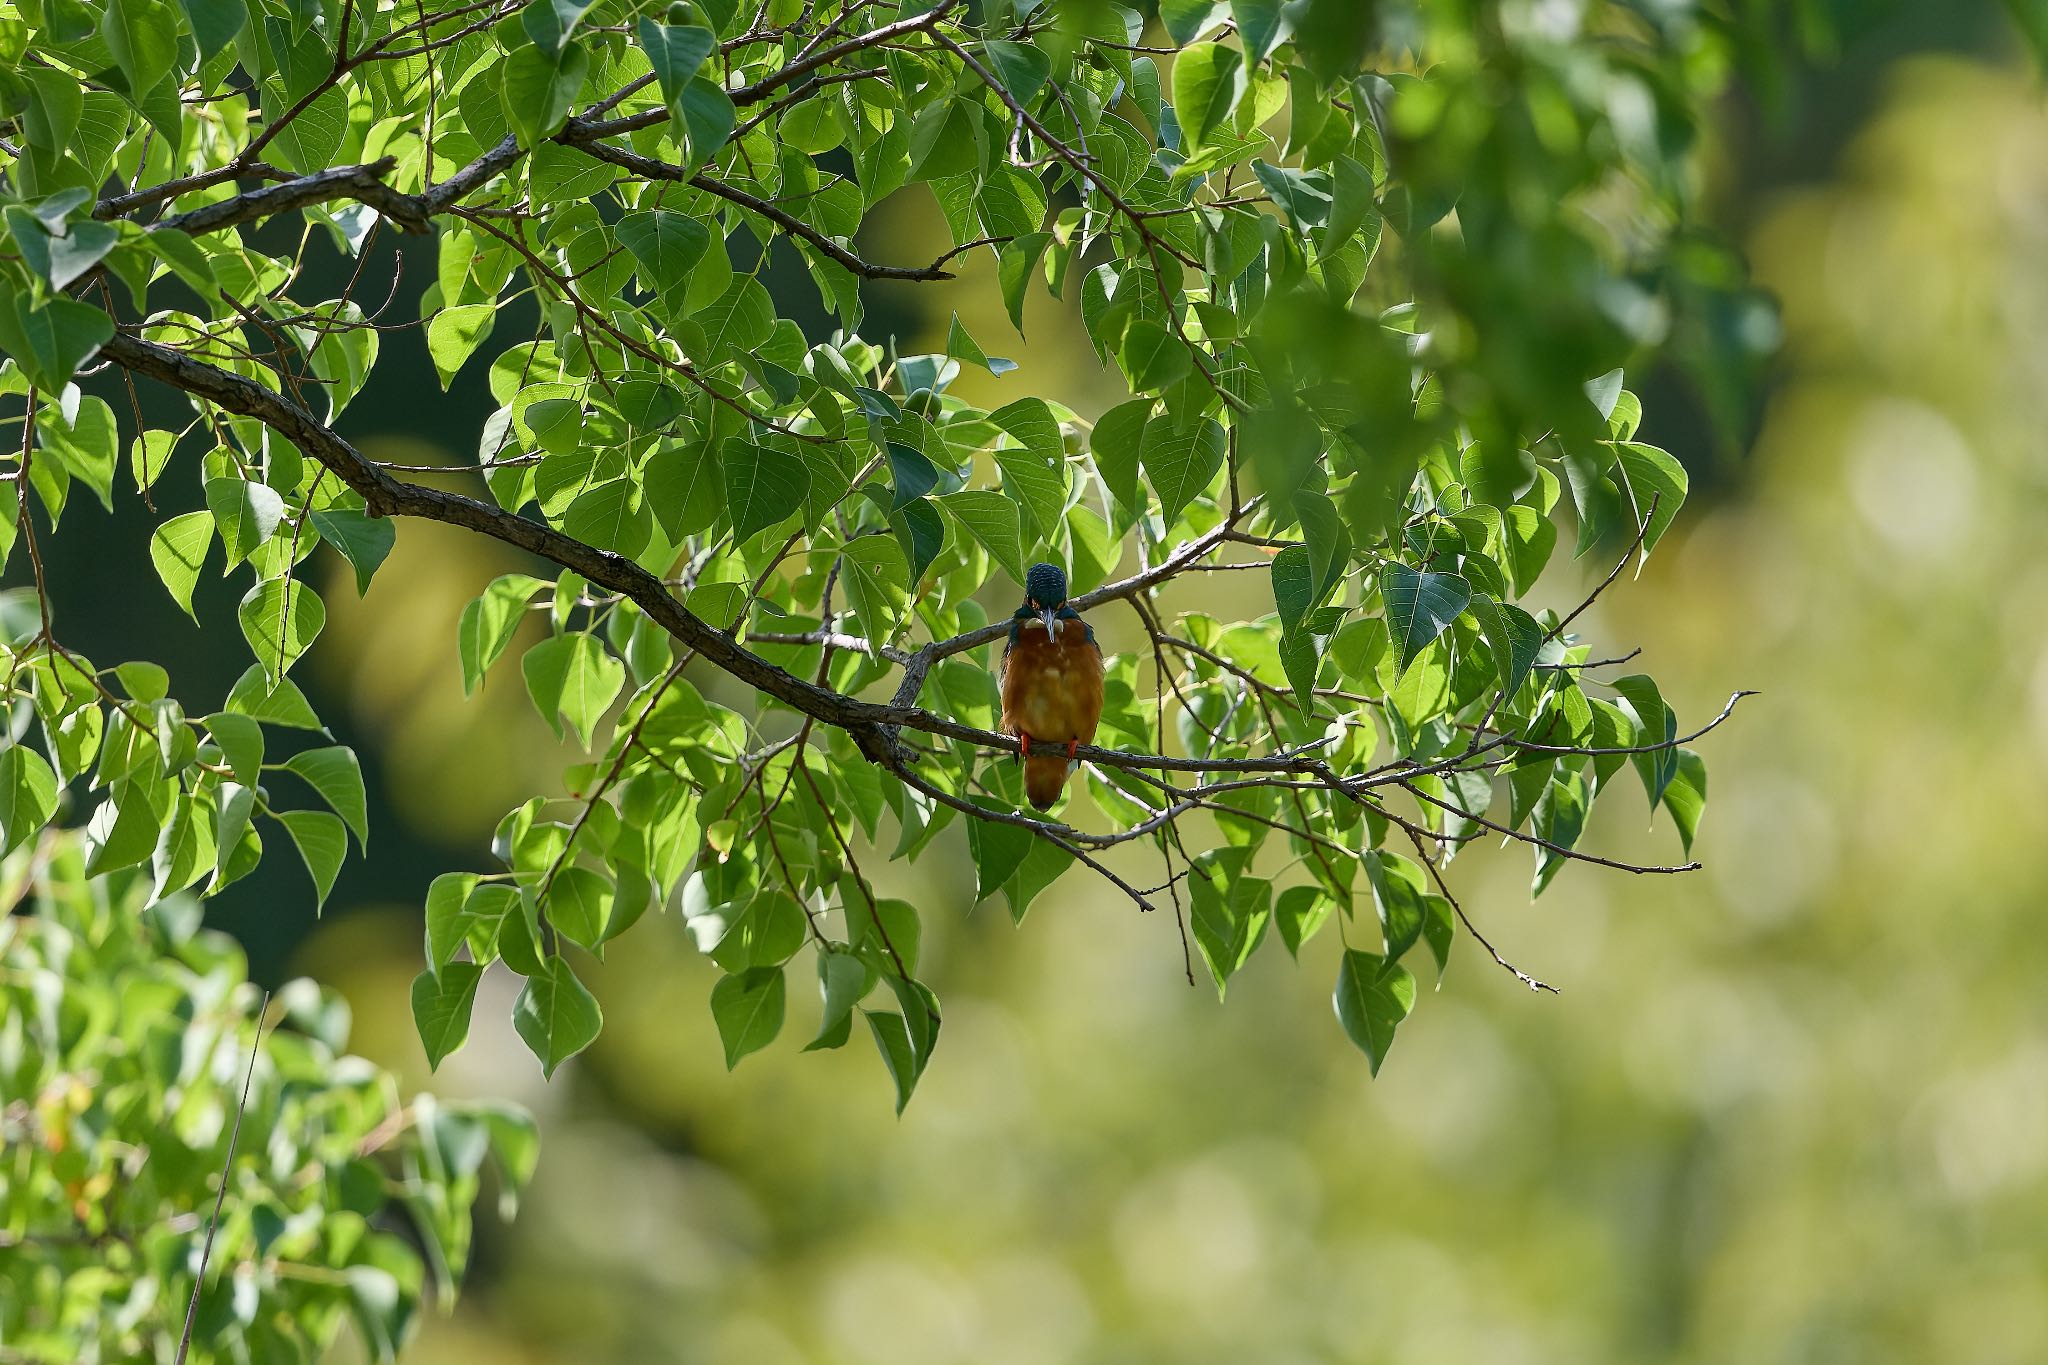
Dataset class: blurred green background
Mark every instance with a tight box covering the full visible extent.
[42,5,2048,1361]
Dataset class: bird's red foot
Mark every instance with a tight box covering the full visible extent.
[1016,731,1032,760]
[1065,739,1080,759]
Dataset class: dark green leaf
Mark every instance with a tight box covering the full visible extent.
[1171,42,1246,147]
[284,745,368,848]
[1381,564,1469,674]
[237,578,325,684]
[277,809,346,913]
[1468,594,1541,699]
[412,963,483,1070]
[710,966,785,1069]
[308,509,395,594]
[513,955,604,1077]
[149,512,212,621]
[723,440,810,541]
[1139,415,1226,527]
[1332,949,1416,1075]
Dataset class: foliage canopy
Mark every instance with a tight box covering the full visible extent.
[0,0,1788,1353]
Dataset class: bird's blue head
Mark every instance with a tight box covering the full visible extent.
[1024,562,1068,612]
[1020,562,1070,640]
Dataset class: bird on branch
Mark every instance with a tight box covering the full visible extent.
[999,563,1105,811]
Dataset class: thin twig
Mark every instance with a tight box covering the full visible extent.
[175,990,269,1365]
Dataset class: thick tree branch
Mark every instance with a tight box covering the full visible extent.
[155,158,433,237]
[99,334,1344,782]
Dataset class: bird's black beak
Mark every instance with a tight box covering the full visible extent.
[1040,605,1059,639]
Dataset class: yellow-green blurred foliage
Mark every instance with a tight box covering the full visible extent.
[311,57,2048,1365]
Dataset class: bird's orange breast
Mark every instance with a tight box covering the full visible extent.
[1000,622,1104,745]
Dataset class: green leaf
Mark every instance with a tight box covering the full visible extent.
[998,233,1051,333]
[690,889,805,971]
[636,19,716,107]
[1172,42,1246,148]
[0,286,114,392]
[1117,320,1191,392]
[1420,894,1454,980]
[944,313,1014,376]
[458,573,549,695]
[805,951,867,1052]
[1610,673,1679,809]
[20,68,82,157]
[513,955,604,1078]
[211,783,255,888]
[427,304,496,388]
[428,877,517,970]
[204,712,264,785]
[148,512,212,621]
[1274,884,1334,958]
[1468,594,1541,699]
[722,440,810,542]
[0,745,59,856]
[501,39,588,147]
[412,963,483,1070]
[1332,949,1416,1076]
[615,210,710,291]
[938,490,1026,589]
[1294,489,1350,605]
[845,896,922,978]
[425,872,480,971]
[179,0,245,61]
[1090,398,1150,517]
[886,440,939,509]
[883,494,944,582]
[277,809,346,913]
[983,39,1051,100]
[966,807,1030,900]
[988,397,1068,535]
[308,509,394,594]
[224,665,325,728]
[520,0,594,52]
[1613,441,1688,566]
[13,216,117,293]
[1231,0,1289,61]
[521,633,624,747]
[37,398,116,510]
[710,967,785,1069]
[205,477,285,570]
[1531,772,1588,896]
[237,578,325,684]
[1380,564,1469,674]
[561,479,652,557]
[1461,441,1537,509]
[1160,0,1230,45]
[1190,859,1272,999]
[676,76,736,166]
[1364,850,1427,961]
[644,441,724,542]
[833,536,910,650]
[101,0,180,108]
[1139,415,1226,527]
[283,745,369,848]
[546,865,613,951]
[864,984,941,1114]
[1271,544,1314,637]
[1663,748,1707,857]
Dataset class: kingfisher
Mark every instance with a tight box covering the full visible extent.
[999,562,1105,811]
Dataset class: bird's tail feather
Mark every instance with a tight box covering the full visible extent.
[1024,754,1070,810]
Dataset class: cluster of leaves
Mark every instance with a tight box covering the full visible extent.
[0,2,1768,1108]
[0,830,534,1363]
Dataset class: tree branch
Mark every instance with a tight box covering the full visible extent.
[156,158,434,238]
[101,334,1338,783]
